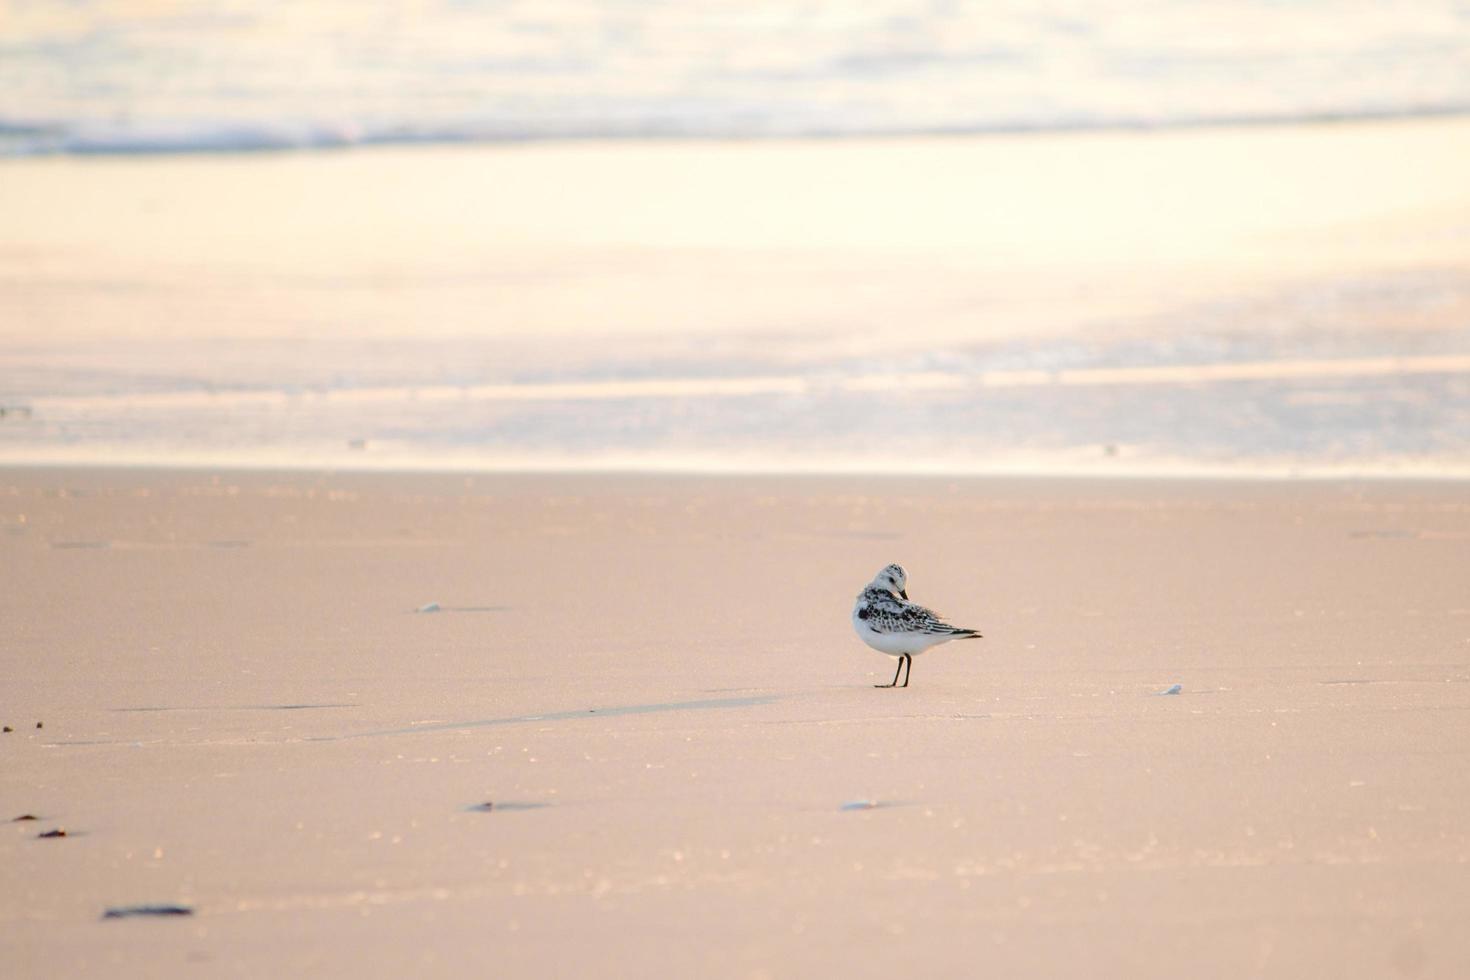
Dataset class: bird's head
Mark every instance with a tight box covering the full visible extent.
[870,563,908,600]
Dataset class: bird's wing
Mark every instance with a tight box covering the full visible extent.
[864,592,968,636]
[897,601,969,635]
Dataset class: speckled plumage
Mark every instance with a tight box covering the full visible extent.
[852,563,982,687]
[855,587,977,640]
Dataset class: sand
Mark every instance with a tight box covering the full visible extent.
[3,467,1468,977]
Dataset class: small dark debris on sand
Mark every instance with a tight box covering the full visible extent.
[36,721,43,729]
[467,801,547,813]
[103,905,195,920]
[12,814,39,822]
[38,828,67,838]
[2,726,11,733]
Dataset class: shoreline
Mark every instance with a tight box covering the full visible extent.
[10,103,1470,160]
[5,453,1470,481]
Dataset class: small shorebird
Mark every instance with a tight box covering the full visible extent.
[852,563,983,688]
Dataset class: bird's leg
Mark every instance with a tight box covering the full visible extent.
[875,658,903,688]
[900,654,912,688]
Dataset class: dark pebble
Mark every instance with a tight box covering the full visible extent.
[38,828,67,838]
[103,905,195,919]
[12,814,39,822]
[2,726,11,733]
[36,722,42,729]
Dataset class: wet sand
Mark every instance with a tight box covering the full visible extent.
[5,117,1470,474]
[3,468,1468,977]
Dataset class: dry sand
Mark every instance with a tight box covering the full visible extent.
[3,468,1468,977]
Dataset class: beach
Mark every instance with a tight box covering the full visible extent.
[7,4,1470,974]
[4,467,1468,977]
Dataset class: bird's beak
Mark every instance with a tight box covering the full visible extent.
[899,589,908,600]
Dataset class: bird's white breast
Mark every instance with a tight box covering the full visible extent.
[853,601,913,656]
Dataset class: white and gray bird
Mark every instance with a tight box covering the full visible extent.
[851,563,983,688]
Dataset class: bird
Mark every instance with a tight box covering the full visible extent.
[852,563,982,688]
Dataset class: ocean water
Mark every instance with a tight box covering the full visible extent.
[3,0,1470,154]
[4,4,1470,475]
